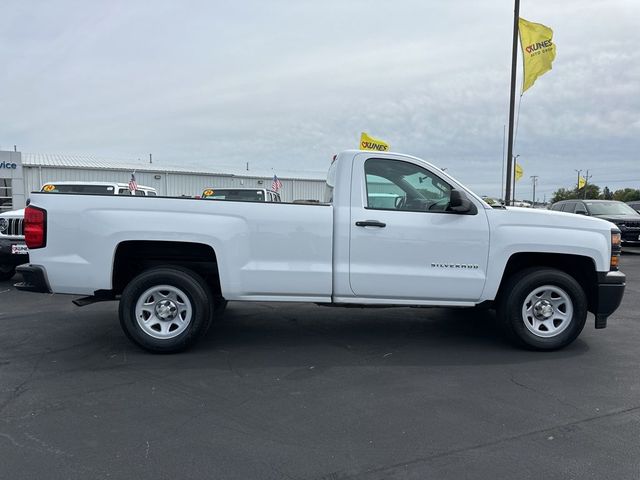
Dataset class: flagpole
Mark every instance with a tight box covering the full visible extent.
[504,0,520,206]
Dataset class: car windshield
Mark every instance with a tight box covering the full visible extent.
[202,189,265,202]
[586,202,638,216]
[41,184,115,194]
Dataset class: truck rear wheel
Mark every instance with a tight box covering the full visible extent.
[0,264,16,281]
[119,267,213,353]
[498,268,587,350]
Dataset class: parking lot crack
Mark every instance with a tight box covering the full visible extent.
[0,351,46,415]
[509,373,583,412]
[322,404,640,479]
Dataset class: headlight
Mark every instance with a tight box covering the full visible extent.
[0,218,8,234]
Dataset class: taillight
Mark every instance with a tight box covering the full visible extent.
[24,206,47,249]
[610,230,621,270]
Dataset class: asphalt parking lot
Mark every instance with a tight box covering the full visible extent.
[1,253,639,480]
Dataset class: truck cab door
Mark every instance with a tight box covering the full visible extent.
[348,154,490,302]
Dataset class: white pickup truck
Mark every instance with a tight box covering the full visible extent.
[17,150,625,353]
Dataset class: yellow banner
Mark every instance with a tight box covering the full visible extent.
[578,176,586,189]
[360,132,389,152]
[515,162,524,182]
[519,17,556,93]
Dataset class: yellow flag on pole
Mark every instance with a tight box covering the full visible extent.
[578,176,586,189]
[515,163,524,182]
[359,132,390,152]
[519,18,556,93]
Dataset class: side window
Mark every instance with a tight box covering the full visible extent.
[561,201,576,212]
[147,191,157,196]
[118,188,129,195]
[574,202,587,214]
[364,158,452,212]
[135,190,145,196]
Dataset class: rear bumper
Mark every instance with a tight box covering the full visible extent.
[15,264,51,293]
[0,237,29,266]
[593,271,626,328]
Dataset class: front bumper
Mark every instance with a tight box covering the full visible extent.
[0,237,29,266]
[15,264,51,293]
[593,270,626,329]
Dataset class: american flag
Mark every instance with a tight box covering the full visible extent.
[129,173,138,192]
[271,174,282,192]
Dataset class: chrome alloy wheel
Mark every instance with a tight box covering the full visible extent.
[135,285,193,339]
[521,285,573,338]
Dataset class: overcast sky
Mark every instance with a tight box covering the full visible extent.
[1,0,638,199]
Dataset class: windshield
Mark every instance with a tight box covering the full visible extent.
[41,184,115,194]
[586,202,639,216]
[202,189,265,202]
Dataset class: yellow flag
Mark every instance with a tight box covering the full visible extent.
[515,163,524,182]
[359,132,390,152]
[519,18,556,93]
[578,176,586,189]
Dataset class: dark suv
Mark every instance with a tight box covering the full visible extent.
[550,200,640,246]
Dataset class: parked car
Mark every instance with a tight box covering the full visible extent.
[41,181,157,196]
[201,188,281,202]
[627,201,640,214]
[0,208,27,280]
[0,181,157,280]
[550,199,640,247]
[17,150,625,353]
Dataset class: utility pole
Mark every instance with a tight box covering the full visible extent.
[583,170,592,199]
[574,169,581,193]
[504,0,521,206]
[149,153,152,164]
[530,175,538,206]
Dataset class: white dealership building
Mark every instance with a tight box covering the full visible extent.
[0,151,327,211]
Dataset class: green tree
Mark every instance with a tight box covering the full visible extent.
[612,188,640,202]
[550,188,576,203]
[551,184,601,203]
[582,184,600,199]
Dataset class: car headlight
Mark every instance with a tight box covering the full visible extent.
[0,218,8,234]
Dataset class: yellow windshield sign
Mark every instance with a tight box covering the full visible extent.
[202,189,214,197]
[42,184,56,192]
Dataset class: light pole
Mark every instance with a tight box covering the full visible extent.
[530,175,538,206]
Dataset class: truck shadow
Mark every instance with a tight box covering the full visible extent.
[184,302,590,368]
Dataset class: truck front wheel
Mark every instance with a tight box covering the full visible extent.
[498,268,587,350]
[119,267,213,353]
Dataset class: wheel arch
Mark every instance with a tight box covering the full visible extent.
[494,252,598,313]
[112,240,222,299]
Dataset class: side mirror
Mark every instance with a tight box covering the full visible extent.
[448,189,477,214]
[575,209,588,215]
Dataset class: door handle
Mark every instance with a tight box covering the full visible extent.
[355,220,386,228]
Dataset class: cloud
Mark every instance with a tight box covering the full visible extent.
[0,0,638,199]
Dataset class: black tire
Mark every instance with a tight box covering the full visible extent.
[497,267,587,350]
[0,264,16,281]
[119,266,213,353]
